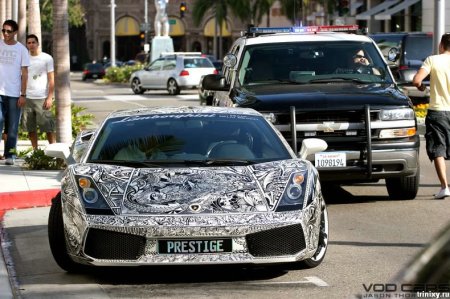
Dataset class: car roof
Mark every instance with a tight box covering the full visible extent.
[106,106,262,119]
[240,32,373,46]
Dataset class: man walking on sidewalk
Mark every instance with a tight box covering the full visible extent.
[0,20,30,165]
[22,34,56,149]
[413,33,450,199]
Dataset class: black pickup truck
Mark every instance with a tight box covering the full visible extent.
[202,26,420,200]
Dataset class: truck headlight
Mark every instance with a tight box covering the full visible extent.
[379,127,416,138]
[380,108,415,120]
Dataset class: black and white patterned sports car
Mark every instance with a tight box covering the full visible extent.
[45,106,329,272]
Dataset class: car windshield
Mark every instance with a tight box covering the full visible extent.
[238,41,392,86]
[87,113,292,165]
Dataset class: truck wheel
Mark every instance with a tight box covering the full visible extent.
[386,166,420,200]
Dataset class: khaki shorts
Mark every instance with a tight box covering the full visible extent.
[22,98,56,133]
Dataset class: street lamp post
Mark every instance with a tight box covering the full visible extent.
[111,0,116,67]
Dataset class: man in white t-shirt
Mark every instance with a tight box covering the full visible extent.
[22,34,56,149]
[413,33,450,199]
[0,19,30,165]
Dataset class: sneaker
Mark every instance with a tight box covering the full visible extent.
[5,158,15,165]
[434,188,450,199]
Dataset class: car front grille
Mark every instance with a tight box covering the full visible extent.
[246,224,306,257]
[84,228,146,260]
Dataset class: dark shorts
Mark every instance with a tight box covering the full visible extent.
[425,110,450,161]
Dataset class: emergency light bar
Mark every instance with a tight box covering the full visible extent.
[247,25,359,36]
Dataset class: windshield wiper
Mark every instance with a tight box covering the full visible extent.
[307,77,372,84]
[203,159,254,166]
[89,160,161,168]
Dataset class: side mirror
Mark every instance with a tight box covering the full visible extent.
[298,138,328,160]
[202,74,229,91]
[388,47,400,62]
[45,143,76,165]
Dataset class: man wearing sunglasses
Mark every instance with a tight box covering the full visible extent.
[0,19,30,165]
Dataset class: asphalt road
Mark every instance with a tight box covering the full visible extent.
[3,74,449,299]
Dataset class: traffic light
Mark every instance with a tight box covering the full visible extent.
[180,2,186,18]
[337,0,350,16]
[139,31,145,40]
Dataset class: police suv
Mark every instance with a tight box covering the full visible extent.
[202,25,420,200]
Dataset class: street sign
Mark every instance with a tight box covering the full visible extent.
[140,23,151,31]
[169,19,176,25]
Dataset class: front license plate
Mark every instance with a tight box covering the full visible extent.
[315,152,346,168]
[92,74,98,78]
[158,239,232,254]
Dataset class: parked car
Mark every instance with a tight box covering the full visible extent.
[82,63,106,81]
[370,32,433,104]
[44,106,329,272]
[202,25,420,200]
[130,53,218,95]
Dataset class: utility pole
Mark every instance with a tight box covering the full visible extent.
[111,0,116,66]
[433,0,445,54]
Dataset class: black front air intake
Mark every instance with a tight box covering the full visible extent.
[84,228,146,260]
[246,224,306,257]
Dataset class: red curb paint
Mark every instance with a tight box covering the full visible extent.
[0,189,59,220]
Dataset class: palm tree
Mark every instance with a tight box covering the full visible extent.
[193,0,248,59]
[18,0,26,44]
[232,0,275,27]
[53,0,72,143]
[28,0,42,44]
[0,0,6,23]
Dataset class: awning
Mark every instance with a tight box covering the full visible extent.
[169,17,185,36]
[351,0,364,16]
[115,16,139,36]
[374,0,421,20]
[355,0,400,20]
[204,18,231,37]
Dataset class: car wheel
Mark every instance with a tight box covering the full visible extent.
[167,78,180,95]
[48,192,84,272]
[300,197,329,268]
[82,76,87,81]
[386,166,419,200]
[131,78,145,94]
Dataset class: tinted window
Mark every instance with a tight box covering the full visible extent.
[183,58,214,68]
[88,114,291,163]
[404,35,433,63]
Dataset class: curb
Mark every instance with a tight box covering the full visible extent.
[0,189,59,221]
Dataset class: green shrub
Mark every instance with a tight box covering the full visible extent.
[104,64,144,83]
[15,148,66,170]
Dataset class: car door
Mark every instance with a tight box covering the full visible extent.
[155,57,177,88]
[140,58,165,88]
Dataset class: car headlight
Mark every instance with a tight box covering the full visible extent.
[276,171,308,212]
[75,175,113,215]
[380,108,415,120]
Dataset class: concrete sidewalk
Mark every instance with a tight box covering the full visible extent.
[1,140,62,299]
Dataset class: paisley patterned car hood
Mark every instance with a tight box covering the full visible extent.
[70,160,311,215]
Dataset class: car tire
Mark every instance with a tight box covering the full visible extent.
[300,197,329,268]
[386,166,419,200]
[131,78,145,94]
[82,76,87,81]
[48,192,84,272]
[167,78,180,95]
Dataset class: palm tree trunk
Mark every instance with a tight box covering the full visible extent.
[17,0,26,44]
[0,0,6,23]
[27,0,42,44]
[53,0,72,143]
